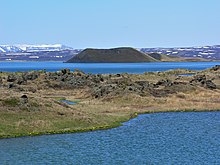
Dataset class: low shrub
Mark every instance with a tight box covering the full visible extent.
[2,98,19,107]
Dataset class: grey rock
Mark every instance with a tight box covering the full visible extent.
[22,72,39,81]
[17,77,27,85]
[156,79,173,86]
[20,95,28,104]
[0,77,2,84]
[8,83,16,88]
[190,75,216,90]
[7,74,18,82]
[205,80,216,89]
[61,68,70,75]
[210,65,220,71]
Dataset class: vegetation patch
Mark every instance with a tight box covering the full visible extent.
[2,98,19,107]
[0,65,220,138]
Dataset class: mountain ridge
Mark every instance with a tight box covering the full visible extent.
[0,44,72,53]
[0,44,220,61]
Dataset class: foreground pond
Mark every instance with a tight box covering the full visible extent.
[0,112,219,164]
[59,100,77,105]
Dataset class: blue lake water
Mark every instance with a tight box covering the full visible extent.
[59,100,77,105]
[0,112,219,164]
[1,61,220,73]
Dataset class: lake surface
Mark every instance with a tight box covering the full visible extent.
[0,112,219,164]
[1,61,220,73]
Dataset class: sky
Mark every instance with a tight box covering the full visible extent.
[0,0,220,48]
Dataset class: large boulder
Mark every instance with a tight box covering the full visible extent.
[22,72,39,81]
[156,79,173,87]
[190,75,216,89]
[61,68,71,75]
[210,65,220,71]
[17,77,27,85]
[205,80,216,89]
[8,83,16,88]
[20,95,28,104]
[7,74,18,82]
[135,81,151,89]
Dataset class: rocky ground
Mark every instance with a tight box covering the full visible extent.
[1,65,220,138]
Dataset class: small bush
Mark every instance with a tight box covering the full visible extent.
[30,102,40,107]
[2,98,19,107]
[176,94,186,99]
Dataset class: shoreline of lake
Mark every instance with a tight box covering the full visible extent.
[1,109,219,164]
[1,64,220,139]
[1,109,219,139]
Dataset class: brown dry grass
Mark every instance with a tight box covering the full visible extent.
[0,69,220,138]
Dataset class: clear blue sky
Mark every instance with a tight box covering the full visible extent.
[0,0,219,48]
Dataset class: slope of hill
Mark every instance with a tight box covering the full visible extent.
[148,53,207,62]
[147,53,180,61]
[66,47,158,63]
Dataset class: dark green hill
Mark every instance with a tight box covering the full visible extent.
[66,47,158,63]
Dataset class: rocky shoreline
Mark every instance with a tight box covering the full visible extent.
[1,67,217,98]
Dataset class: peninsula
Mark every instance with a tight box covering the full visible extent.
[0,65,220,138]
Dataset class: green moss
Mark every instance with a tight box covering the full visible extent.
[55,97,66,101]
[71,99,80,103]
[45,103,52,107]
[30,102,40,107]
[2,98,19,107]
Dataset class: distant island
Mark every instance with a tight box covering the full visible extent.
[66,47,157,63]
[66,47,206,63]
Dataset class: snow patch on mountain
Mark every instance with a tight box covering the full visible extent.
[0,45,23,53]
[0,44,73,53]
[0,47,6,52]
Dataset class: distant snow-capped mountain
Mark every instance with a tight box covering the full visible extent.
[0,45,23,53]
[0,44,73,53]
[1,44,220,60]
[140,45,220,60]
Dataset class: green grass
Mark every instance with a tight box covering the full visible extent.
[70,99,81,103]
[54,97,66,101]
[1,92,220,139]
[0,101,132,138]
[2,98,19,107]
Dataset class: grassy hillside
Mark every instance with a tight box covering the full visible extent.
[147,53,179,61]
[66,47,158,63]
[148,53,208,62]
